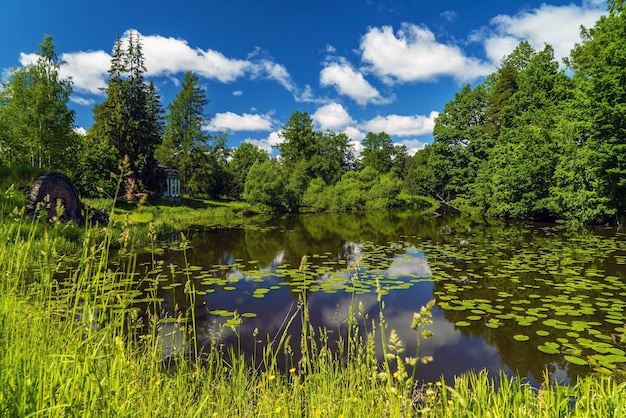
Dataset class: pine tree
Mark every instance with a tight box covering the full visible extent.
[90,32,164,198]
[156,71,210,197]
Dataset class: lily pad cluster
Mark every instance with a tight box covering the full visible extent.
[428,223,626,378]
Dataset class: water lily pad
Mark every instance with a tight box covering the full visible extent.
[455,321,471,327]
[513,335,530,342]
[564,355,588,366]
[537,344,559,354]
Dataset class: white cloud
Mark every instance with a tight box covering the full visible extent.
[137,31,252,82]
[232,90,243,96]
[205,112,274,132]
[312,103,356,131]
[73,126,87,135]
[320,60,384,105]
[19,50,110,94]
[360,23,493,84]
[61,50,115,94]
[480,3,605,64]
[482,36,520,65]
[395,139,428,156]
[70,96,95,106]
[583,0,605,7]
[297,84,328,104]
[17,53,38,67]
[18,29,301,98]
[243,131,283,154]
[440,10,457,22]
[254,58,296,92]
[344,126,366,142]
[359,111,439,137]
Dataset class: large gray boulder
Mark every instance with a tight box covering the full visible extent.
[27,172,84,223]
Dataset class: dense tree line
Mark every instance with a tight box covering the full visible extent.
[0,32,411,211]
[411,5,626,224]
[1,3,625,222]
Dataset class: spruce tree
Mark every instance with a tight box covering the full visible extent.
[156,70,210,197]
[90,32,164,198]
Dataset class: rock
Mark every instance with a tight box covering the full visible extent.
[86,207,109,225]
[27,172,84,223]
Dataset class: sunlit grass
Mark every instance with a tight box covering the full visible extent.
[0,202,625,416]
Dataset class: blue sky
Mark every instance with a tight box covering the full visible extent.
[1,0,607,155]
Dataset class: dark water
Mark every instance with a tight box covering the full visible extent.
[135,210,626,384]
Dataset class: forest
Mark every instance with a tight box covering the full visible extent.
[1,2,626,224]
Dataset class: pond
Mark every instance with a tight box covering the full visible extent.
[130,210,626,384]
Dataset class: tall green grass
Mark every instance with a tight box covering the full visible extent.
[1,203,625,416]
[0,165,47,190]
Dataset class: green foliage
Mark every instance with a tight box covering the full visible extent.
[227,142,269,199]
[366,172,402,209]
[284,160,309,211]
[156,71,222,198]
[301,177,329,210]
[361,131,394,174]
[275,112,358,211]
[0,165,47,190]
[0,35,77,171]
[403,145,436,197]
[430,83,493,200]
[303,166,403,211]
[276,111,317,172]
[308,130,355,185]
[428,29,626,222]
[67,132,120,197]
[243,160,285,209]
[89,33,164,199]
[567,10,626,219]
[477,46,574,219]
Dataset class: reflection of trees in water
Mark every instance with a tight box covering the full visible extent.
[428,220,626,381]
[121,210,626,380]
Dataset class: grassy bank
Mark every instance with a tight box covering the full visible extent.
[1,205,625,416]
[84,196,264,243]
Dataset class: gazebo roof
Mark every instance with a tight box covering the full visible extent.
[164,168,182,178]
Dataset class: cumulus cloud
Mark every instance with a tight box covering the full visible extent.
[395,139,428,156]
[359,111,439,137]
[312,102,356,131]
[243,131,283,154]
[479,3,605,64]
[359,23,493,84]
[205,112,274,132]
[320,59,385,105]
[19,49,110,94]
[18,29,302,98]
[17,53,38,67]
[345,126,366,142]
[137,31,252,82]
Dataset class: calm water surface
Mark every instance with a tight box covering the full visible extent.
[135,211,626,384]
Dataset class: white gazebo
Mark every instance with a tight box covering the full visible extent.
[163,169,182,202]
